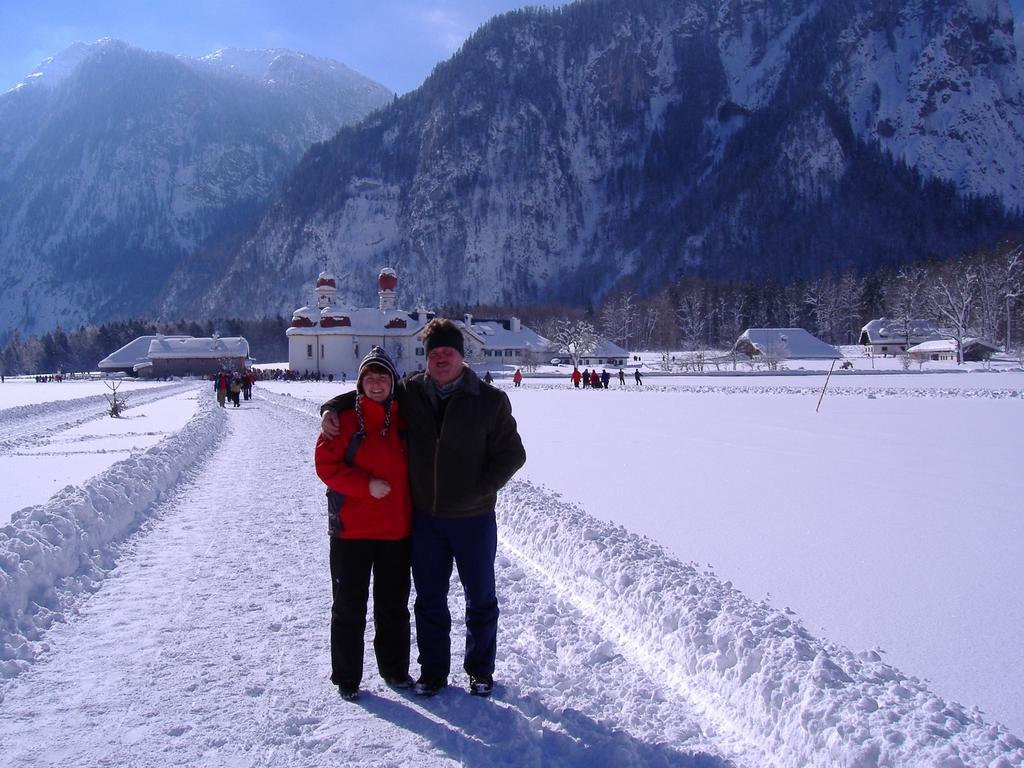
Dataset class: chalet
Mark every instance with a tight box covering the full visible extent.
[550,338,629,368]
[98,335,190,375]
[732,328,840,360]
[859,318,943,356]
[469,315,554,369]
[99,335,249,377]
[907,338,1000,363]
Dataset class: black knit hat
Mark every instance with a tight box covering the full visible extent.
[423,318,465,356]
[357,346,399,395]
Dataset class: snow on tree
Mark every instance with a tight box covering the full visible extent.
[549,319,598,368]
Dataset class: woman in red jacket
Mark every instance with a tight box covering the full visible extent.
[315,346,412,700]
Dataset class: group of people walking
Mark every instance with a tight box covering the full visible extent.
[316,318,527,701]
[213,370,254,407]
[571,366,642,388]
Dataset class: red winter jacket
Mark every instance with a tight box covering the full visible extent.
[315,396,412,540]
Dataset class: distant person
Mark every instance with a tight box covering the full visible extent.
[214,371,229,407]
[589,369,600,388]
[229,374,242,407]
[512,368,522,387]
[600,369,610,389]
[315,347,413,701]
[618,369,625,386]
[634,368,643,386]
[483,371,493,384]
[581,368,590,388]
[242,372,254,401]
[571,367,581,388]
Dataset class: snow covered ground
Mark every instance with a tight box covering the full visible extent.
[0,369,1022,766]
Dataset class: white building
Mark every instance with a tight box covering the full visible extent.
[859,318,943,356]
[906,337,999,363]
[285,269,552,378]
[732,328,840,360]
[98,335,249,377]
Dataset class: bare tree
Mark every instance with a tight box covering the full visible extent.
[598,290,637,351]
[548,319,599,368]
[883,264,930,349]
[975,243,1022,351]
[804,274,840,342]
[926,260,980,364]
[676,283,709,371]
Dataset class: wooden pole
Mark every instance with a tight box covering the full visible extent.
[816,358,837,413]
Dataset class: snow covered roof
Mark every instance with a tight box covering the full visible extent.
[98,335,192,370]
[906,339,957,354]
[465,320,553,351]
[735,328,840,359]
[860,318,943,345]
[285,308,431,337]
[907,337,999,354]
[580,338,629,358]
[147,336,249,359]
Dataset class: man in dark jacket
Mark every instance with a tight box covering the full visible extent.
[321,318,526,698]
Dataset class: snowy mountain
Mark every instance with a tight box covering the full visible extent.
[0,39,392,339]
[188,0,1024,317]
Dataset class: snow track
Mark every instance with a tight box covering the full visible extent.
[0,390,1020,767]
[0,382,196,455]
[497,483,1024,767]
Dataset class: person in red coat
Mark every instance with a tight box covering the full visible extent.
[315,346,413,700]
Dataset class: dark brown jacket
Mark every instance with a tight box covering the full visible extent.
[323,366,525,517]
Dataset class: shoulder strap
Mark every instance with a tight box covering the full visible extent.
[343,432,365,466]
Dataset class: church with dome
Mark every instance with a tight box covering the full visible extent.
[286,268,554,379]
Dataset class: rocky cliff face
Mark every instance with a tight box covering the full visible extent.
[0,39,392,337]
[191,0,1021,319]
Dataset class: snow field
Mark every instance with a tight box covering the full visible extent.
[501,377,1024,737]
[497,481,1024,767]
[1,377,1021,766]
[0,383,221,672]
[0,387,750,767]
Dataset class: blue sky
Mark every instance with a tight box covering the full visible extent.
[0,1,559,95]
[1,1,1022,96]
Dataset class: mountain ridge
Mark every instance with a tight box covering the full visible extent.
[0,39,393,339]
[181,0,1023,319]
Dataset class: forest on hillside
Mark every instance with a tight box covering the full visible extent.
[2,241,1020,377]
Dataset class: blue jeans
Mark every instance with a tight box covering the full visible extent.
[412,510,498,679]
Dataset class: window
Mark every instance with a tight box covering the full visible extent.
[416,347,424,356]
[321,344,325,358]
[306,344,313,358]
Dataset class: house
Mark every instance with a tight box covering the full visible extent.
[286,268,551,378]
[469,316,555,370]
[859,318,943,356]
[732,328,840,359]
[134,336,249,377]
[548,338,629,368]
[98,335,191,375]
[99,335,249,377]
[907,337,999,363]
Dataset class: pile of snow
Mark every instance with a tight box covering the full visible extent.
[498,480,1024,767]
[0,395,226,673]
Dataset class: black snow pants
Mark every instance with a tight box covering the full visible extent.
[329,536,411,688]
